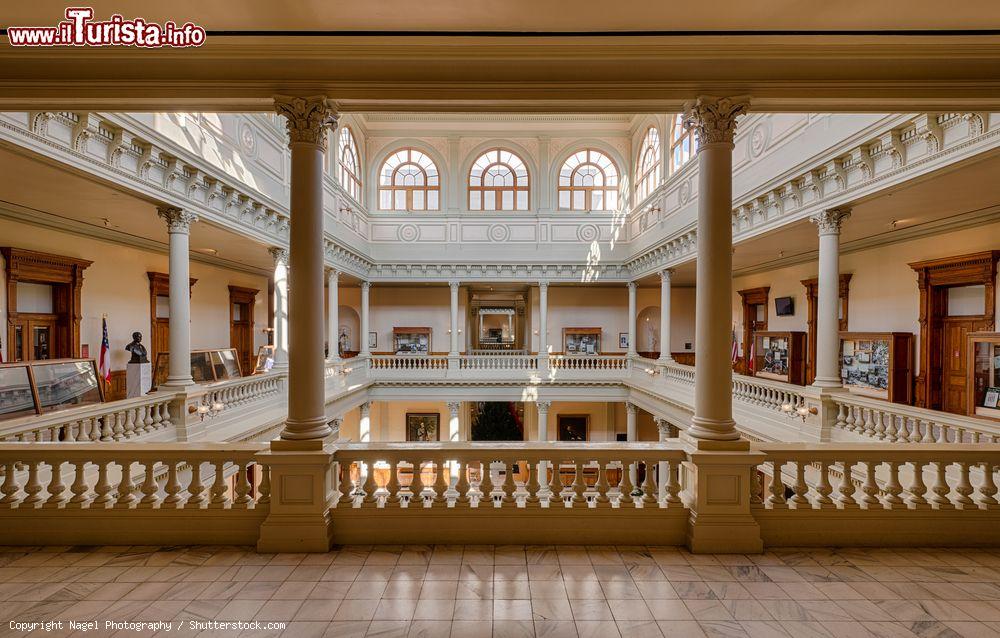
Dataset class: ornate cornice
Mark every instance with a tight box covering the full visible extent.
[273,95,338,151]
[157,206,198,234]
[682,95,751,146]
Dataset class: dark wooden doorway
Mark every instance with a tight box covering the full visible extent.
[737,287,769,374]
[801,274,852,385]
[2,248,91,362]
[909,251,999,412]
[147,272,197,366]
[229,286,258,376]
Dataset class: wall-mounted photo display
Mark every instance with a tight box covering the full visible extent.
[839,332,913,404]
[969,332,1000,420]
[557,414,589,442]
[406,412,440,442]
[618,333,628,349]
[368,332,378,350]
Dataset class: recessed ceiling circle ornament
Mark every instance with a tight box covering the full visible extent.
[239,122,257,156]
[577,223,599,242]
[397,224,419,242]
[488,224,511,242]
[749,122,769,158]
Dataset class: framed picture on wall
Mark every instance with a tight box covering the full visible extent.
[368,332,377,349]
[557,415,589,442]
[618,333,628,349]
[406,412,440,441]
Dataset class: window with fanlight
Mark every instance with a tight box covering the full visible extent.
[670,115,697,172]
[635,127,661,203]
[468,148,529,211]
[337,127,362,203]
[378,148,440,211]
[557,149,620,211]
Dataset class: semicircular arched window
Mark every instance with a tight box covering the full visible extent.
[635,126,661,203]
[557,149,620,211]
[670,115,697,172]
[377,148,440,211]
[338,126,362,203]
[468,148,529,211]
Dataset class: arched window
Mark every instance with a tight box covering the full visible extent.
[635,127,661,203]
[337,127,362,203]
[468,148,529,211]
[378,148,440,211]
[670,115,697,172]
[557,149,620,211]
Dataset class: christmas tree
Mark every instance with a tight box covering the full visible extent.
[471,401,523,441]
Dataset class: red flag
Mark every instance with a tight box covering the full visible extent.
[98,317,111,383]
[747,337,756,374]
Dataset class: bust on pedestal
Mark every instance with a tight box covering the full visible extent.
[125,331,151,398]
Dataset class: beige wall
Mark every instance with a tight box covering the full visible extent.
[731,220,1000,372]
[0,218,269,371]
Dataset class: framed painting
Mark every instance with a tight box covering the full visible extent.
[406,412,440,442]
[557,414,589,442]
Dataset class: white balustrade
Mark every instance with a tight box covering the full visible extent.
[460,355,538,371]
[0,393,177,444]
[197,373,284,411]
[731,374,805,414]
[369,356,450,371]
[832,394,1000,444]
[548,355,630,372]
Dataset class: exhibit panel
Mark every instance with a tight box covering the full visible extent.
[752,331,806,385]
[969,331,1000,421]
[0,358,104,421]
[839,332,914,404]
[153,348,243,387]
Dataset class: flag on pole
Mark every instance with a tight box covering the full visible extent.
[747,336,756,374]
[731,327,739,365]
[98,317,111,383]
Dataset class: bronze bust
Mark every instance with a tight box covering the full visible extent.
[125,331,149,364]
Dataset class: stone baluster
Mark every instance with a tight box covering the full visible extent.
[929,461,955,509]
[23,461,43,507]
[43,460,66,508]
[66,461,91,509]
[138,460,160,508]
[115,460,137,508]
[93,462,114,507]
[0,461,20,506]
[905,460,930,509]
[233,462,253,509]
[954,462,974,509]
[977,462,999,509]
[814,462,835,508]
[186,461,207,509]
[163,461,183,508]
[209,461,229,508]
[883,462,904,508]
[766,460,787,509]
[837,460,858,508]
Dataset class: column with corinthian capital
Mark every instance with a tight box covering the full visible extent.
[327,268,340,362]
[158,207,197,388]
[659,269,674,362]
[269,247,289,373]
[272,95,337,442]
[684,96,750,443]
[810,208,851,388]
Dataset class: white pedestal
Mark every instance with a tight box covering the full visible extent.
[126,362,152,398]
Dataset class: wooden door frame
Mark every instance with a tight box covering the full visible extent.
[737,286,769,374]
[801,274,852,385]
[228,285,258,376]
[909,251,999,409]
[2,247,91,361]
[147,272,197,365]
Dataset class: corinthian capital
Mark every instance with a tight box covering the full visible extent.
[682,95,751,146]
[273,95,339,150]
[157,206,198,233]
[268,246,289,266]
[810,207,852,236]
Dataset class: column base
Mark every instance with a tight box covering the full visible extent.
[255,445,336,553]
[686,416,742,444]
[280,418,333,441]
[810,377,843,389]
[161,376,195,389]
[683,447,766,554]
[258,513,334,553]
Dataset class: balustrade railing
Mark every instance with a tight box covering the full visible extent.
[549,355,630,372]
[459,355,538,370]
[0,392,177,443]
[332,442,685,510]
[196,372,284,412]
[369,355,449,370]
[831,393,1000,444]
[754,444,1000,511]
[731,373,806,414]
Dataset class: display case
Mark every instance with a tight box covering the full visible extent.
[0,358,104,421]
[969,332,1000,421]
[752,331,806,385]
[839,332,913,404]
[253,345,276,374]
[563,328,602,355]
[393,327,431,355]
[153,348,243,387]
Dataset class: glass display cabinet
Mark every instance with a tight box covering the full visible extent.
[253,345,276,374]
[839,332,913,404]
[752,331,806,385]
[563,328,602,355]
[969,332,1000,421]
[0,358,104,421]
[393,327,431,355]
[153,348,243,387]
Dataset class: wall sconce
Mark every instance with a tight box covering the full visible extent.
[645,367,659,377]
[189,401,225,422]
[781,402,817,422]
[339,366,353,375]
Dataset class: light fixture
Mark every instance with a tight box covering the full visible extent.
[645,367,659,376]
[189,401,225,422]
[781,401,817,422]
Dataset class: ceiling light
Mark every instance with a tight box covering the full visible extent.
[197,247,218,255]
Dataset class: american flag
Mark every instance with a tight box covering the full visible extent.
[731,327,739,364]
[747,336,756,373]
[98,317,111,383]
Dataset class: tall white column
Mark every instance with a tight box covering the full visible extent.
[449,281,460,356]
[269,248,289,373]
[158,207,197,388]
[360,281,371,356]
[273,95,336,441]
[447,401,461,442]
[626,401,638,441]
[659,269,674,362]
[811,207,851,388]
[359,401,371,442]
[536,401,551,441]
[326,268,340,361]
[655,416,671,500]
[627,282,638,356]
[684,96,750,442]
[538,281,549,355]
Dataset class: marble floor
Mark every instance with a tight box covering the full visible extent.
[0,545,999,638]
